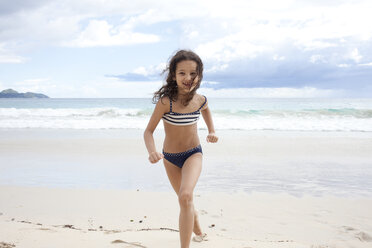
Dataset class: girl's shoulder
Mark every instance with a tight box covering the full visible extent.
[194,94,208,110]
[195,93,207,103]
[159,95,170,103]
[157,96,171,110]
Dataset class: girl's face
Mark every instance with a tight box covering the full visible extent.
[173,60,199,94]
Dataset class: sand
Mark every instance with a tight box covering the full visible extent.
[0,128,372,247]
[0,186,372,248]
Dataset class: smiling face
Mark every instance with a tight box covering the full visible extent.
[173,60,199,94]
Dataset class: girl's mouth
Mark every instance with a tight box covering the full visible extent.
[183,82,192,88]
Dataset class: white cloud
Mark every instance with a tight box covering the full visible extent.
[192,0,372,62]
[196,32,271,62]
[2,0,372,56]
[65,19,160,47]
[358,62,372,66]
[132,63,166,76]
[310,54,325,64]
[1,0,372,96]
[4,76,161,98]
[0,54,27,63]
[349,48,362,63]
[198,87,345,98]
[205,64,229,73]
[0,43,27,63]
[273,55,285,61]
[0,1,174,50]
[11,78,57,95]
[338,64,350,68]
[75,77,162,98]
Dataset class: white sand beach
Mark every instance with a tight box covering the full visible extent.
[0,129,372,247]
[1,186,372,248]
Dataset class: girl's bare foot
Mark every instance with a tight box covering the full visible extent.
[192,233,208,242]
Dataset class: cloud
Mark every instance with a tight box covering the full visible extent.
[106,63,166,81]
[0,1,173,51]
[106,73,159,82]
[200,44,372,92]
[198,86,345,98]
[190,1,372,64]
[0,54,27,63]
[349,48,362,63]
[1,0,372,97]
[0,43,27,63]
[64,19,160,47]
[9,78,57,95]
[2,0,372,54]
[0,0,50,15]
[358,62,372,67]
[309,54,325,64]
[64,77,163,98]
[14,78,51,85]
[196,33,271,62]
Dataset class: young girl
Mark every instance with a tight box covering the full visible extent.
[144,50,218,248]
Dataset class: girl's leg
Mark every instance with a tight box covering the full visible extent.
[178,153,203,248]
[163,159,203,236]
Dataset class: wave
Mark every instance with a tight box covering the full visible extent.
[213,108,372,118]
[0,107,152,118]
[0,107,371,131]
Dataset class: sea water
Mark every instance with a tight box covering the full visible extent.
[1,98,372,132]
[1,98,372,196]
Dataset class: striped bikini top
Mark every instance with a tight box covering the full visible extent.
[162,96,207,126]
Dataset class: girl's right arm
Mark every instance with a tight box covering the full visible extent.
[143,98,167,164]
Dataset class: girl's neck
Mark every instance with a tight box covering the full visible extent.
[176,92,194,105]
[177,93,188,100]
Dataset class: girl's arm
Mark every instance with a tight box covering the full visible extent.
[143,98,167,163]
[201,101,218,143]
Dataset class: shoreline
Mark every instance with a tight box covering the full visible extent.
[2,127,372,135]
[1,128,371,196]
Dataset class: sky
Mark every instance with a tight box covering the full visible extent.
[0,0,372,98]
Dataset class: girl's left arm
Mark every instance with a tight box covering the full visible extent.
[201,103,218,143]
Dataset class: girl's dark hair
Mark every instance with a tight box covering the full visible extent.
[153,49,203,106]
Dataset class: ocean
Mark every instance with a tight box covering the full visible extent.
[1,97,372,132]
[1,97,371,196]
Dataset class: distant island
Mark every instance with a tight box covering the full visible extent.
[0,89,49,98]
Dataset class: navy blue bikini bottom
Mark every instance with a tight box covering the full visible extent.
[163,145,203,168]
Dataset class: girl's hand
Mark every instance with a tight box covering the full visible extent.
[206,133,218,143]
[148,151,164,164]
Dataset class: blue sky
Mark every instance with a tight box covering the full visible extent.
[0,0,372,98]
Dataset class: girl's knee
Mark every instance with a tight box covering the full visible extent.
[178,190,193,208]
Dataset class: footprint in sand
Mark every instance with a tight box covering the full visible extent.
[355,231,372,242]
[199,210,208,215]
[0,242,16,248]
[341,226,356,231]
[340,226,372,242]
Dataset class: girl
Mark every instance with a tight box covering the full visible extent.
[143,50,218,248]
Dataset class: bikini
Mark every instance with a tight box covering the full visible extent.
[162,96,207,168]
